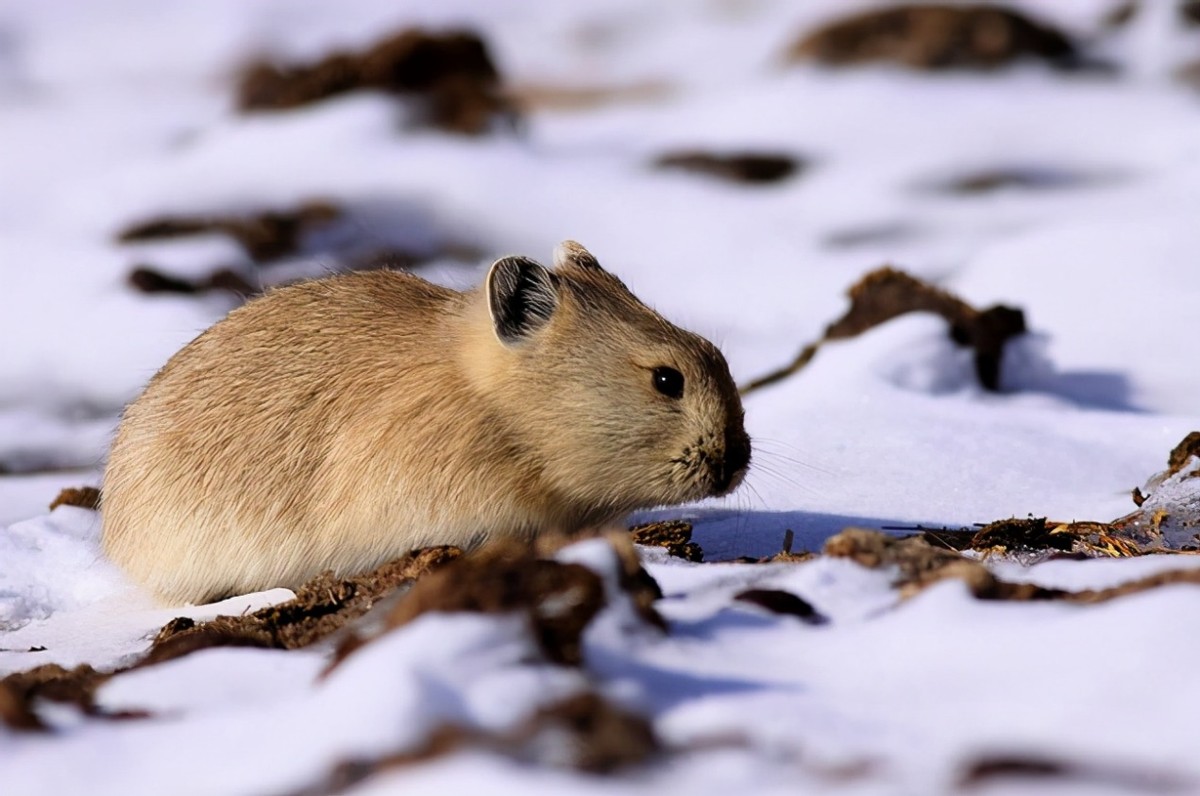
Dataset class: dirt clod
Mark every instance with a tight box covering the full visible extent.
[931,167,1099,195]
[734,589,827,624]
[237,29,516,135]
[825,527,1200,605]
[378,542,606,666]
[959,753,1189,792]
[970,517,1072,553]
[512,691,660,773]
[334,537,666,670]
[1167,432,1200,478]
[0,679,45,731]
[48,486,101,511]
[0,664,138,731]
[823,528,1038,599]
[600,531,668,630]
[1182,1,1200,26]
[741,266,1026,394]
[118,201,341,263]
[118,201,487,305]
[285,692,659,795]
[824,528,967,585]
[127,266,257,298]
[652,151,801,185]
[145,546,461,666]
[630,519,703,562]
[787,4,1078,70]
[960,754,1068,786]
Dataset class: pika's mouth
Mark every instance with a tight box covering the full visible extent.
[671,428,752,501]
[710,463,747,497]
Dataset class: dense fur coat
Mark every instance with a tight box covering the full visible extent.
[102,242,750,603]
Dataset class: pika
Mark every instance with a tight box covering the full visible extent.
[101,241,750,604]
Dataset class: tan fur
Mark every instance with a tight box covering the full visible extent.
[101,242,749,604]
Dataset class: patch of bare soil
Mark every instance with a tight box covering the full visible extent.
[117,200,487,302]
[958,753,1190,793]
[503,691,659,773]
[825,528,968,583]
[48,486,101,511]
[734,589,828,624]
[237,29,516,135]
[283,692,659,795]
[652,151,802,185]
[826,528,1057,599]
[0,664,144,731]
[786,4,1079,70]
[144,546,461,666]
[914,517,1132,558]
[333,536,667,670]
[926,166,1110,195]
[118,201,341,300]
[741,266,1026,394]
[603,531,669,631]
[968,517,1074,554]
[118,201,340,262]
[630,519,703,562]
[126,266,257,298]
[335,542,605,668]
[824,527,1200,605]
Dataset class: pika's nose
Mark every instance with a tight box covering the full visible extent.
[712,426,752,494]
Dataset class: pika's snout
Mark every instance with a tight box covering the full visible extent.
[712,424,752,496]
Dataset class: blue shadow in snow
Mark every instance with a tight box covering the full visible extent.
[634,507,954,561]
[1011,367,1143,413]
[666,606,803,641]
[586,645,795,713]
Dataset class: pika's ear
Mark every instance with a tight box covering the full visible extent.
[553,240,602,271]
[486,256,559,345]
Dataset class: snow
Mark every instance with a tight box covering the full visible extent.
[3,0,1200,793]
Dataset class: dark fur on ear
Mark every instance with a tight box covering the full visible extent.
[553,240,602,271]
[487,256,559,344]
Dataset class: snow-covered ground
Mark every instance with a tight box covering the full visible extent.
[3,1,1200,793]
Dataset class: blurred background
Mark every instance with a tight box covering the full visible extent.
[1,0,1198,538]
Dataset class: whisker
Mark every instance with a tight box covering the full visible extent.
[720,484,751,543]
[741,480,767,509]
[744,456,821,498]
[752,437,838,477]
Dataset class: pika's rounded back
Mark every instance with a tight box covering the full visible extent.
[102,241,750,603]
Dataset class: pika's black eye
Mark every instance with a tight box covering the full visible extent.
[652,366,685,399]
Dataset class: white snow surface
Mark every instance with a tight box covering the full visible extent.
[3,0,1200,793]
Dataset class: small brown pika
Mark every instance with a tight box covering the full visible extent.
[101,241,750,604]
